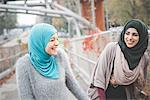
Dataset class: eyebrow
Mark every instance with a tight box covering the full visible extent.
[126,31,138,34]
[51,36,55,39]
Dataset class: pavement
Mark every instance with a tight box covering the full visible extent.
[0,74,19,100]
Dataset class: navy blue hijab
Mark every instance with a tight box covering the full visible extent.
[118,19,149,70]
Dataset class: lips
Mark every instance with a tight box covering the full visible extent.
[51,47,58,51]
[51,47,56,51]
[127,42,133,45]
[126,40,134,44]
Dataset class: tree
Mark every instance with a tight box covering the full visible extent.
[141,0,150,25]
[0,12,17,35]
[107,0,150,26]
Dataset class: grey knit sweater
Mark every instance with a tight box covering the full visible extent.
[15,48,90,100]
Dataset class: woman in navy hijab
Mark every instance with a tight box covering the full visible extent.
[88,19,149,100]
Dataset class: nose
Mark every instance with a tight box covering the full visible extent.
[128,34,133,40]
[55,39,59,46]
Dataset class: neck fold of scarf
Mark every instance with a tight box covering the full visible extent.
[114,45,145,85]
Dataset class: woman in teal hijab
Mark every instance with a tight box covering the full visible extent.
[28,23,59,79]
[15,23,90,100]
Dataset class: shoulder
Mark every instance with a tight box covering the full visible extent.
[103,42,117,53]
[56,48,70,68]
[105,42,117,48]
[15,54,30,65]
[57,48,67,56]
[56,48,68,60]
[15,54,31,72]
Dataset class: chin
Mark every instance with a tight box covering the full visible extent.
[127,45,134,48]
[127,45,132,48]
[51,52,57,55]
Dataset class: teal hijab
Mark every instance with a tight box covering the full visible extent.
[28,23,59,79]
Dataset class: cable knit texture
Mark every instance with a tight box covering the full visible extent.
[15,48,90,100]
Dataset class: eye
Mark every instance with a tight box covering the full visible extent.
[125,32,130,35]
[50,39,54,42]
[132,33,139,36]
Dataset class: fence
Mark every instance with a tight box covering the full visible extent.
[0,44,27,80]
[64,31,114,88]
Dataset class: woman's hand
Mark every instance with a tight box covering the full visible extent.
[110,74,118,88]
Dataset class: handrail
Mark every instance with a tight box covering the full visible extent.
[69,31,112,42]
[72,62,90,85]
[65,31,112,86]
[66,49,96,65]
[0,3,92,28]
[0,50,27,62]
[65,49,96,85]
[0,50,27,80]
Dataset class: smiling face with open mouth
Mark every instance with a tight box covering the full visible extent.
[45,33,59,55]
[124,28,139,48]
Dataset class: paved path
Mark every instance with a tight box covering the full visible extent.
[0,74,19,100]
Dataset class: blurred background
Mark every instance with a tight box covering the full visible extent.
[0,0,150,100]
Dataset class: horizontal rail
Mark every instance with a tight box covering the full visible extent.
[0,3,92,27]
[68,30,150,42]
[0,50,27,62]
[69,31,112,42]
[73,62,90,81]
[0,66,15,80]
[66,49,96,65]
[0,50,27,80]
[66,49,96,85]
[71,62,90,85]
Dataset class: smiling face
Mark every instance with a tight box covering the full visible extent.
[45,33,59,55]
[124,28,139,48]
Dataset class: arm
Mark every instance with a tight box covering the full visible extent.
[92,42,116,89]
[15,57,35,100]
[65,69,90,100]
[88,42,116,100]
[59,49,90,100]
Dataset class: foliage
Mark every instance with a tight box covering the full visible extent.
[51,17,68,33]
[0,13,17,35]
[141,0,150,25]
[107,0,150,26]
[64,0,80,14]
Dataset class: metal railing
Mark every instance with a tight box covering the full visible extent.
[0,45,27,80]
[65,31,114,86]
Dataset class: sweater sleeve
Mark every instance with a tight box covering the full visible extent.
[15,56,35,100]
[58,48,90,100]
